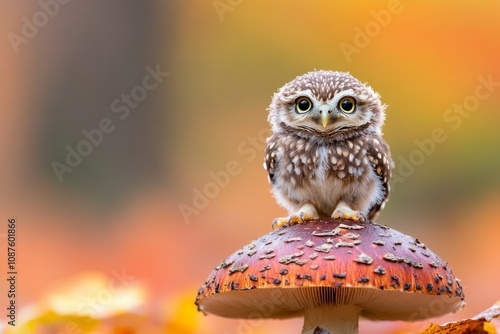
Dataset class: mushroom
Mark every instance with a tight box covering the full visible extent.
[195,219,465,334]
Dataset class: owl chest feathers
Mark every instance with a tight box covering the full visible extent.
[265,131,389,215]
[273,134,370,185]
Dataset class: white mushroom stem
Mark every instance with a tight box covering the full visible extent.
[302,305,362,334]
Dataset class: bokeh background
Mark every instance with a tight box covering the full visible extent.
[1,1,500,333]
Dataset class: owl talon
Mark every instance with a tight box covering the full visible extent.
[335,210,345,221]
[332,207,365,222]
[272,215,304,230]
[272,207,319,230]
[272,218,289,230]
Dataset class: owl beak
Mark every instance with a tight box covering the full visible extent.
[321,110,330,128]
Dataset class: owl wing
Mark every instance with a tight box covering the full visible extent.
[263,135,279,185]
[366,136,394,221]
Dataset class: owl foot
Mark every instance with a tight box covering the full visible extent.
[332,207,366,223]
[272,203,319,230]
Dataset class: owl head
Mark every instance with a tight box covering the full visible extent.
[268,71,386,140]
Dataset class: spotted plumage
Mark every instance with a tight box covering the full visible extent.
[264,71,394,227]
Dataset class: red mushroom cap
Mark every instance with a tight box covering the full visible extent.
[196,219,464,322]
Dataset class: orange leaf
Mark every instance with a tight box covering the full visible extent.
[419,301,500,333]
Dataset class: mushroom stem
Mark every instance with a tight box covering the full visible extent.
[302,305,362,334]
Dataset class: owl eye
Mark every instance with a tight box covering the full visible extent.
[338,97,356,114]
[295,97,313,114]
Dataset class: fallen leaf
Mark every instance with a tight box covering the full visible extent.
[419,301,500,333]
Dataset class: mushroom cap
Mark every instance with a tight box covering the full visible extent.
[195,219,465,321]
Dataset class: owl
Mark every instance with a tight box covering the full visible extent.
[264,70,394,229]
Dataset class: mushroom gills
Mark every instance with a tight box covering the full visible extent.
[198,286,463,321]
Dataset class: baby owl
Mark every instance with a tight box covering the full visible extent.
[264,70,394,228]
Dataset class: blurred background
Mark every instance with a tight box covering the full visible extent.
[1,1,500,333]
